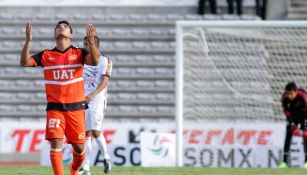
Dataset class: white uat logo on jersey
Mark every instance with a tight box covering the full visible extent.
[53,69,75,80]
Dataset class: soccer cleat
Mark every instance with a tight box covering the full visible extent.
[79,167,91,175]
[103,158,111,174]
[304,162,307,169]
[69,163,80,175]
[278,162,288,168]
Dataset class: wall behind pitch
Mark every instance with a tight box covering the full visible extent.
[1,120,302,168]
[0,0,256,7]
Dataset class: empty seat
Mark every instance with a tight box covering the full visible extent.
[118,105,138,113]
[154,68,174,76]
[134,55,153,63]
[92,14,107,21]
[0,105,16,112]
[39,41,54,48]
[115,67,134,75]
[1,41,17,49]
[166,14,184,21]
[184,14,203,20]
[0,14,15,20]
[15,80,34,87]
[72,14,90,21]
[117,93,137,101]
[35,93,46,100]
[135,68,154,76]
[133,42,149,49]
[151,42,169,49]
[0,28,16,35]
[147,14,165,21]
[116,81,135,88]
[156,106,174,113]
[149,29,167,36]
[167,29,175,35]
[24,67,43,75]
[131,29,147,36]
[113,42,131,49]
[136,81,155,88]
[112,28,131,36]
[137,93,155,101]
[155,81,174,88]
[17,105,36,112]
[128,14,147,21]
[153,55,174,63]
[107,106,119,113]
[35,14,51,20]
[108,14,129,21]
[34,80,45,87]
[96,29,113,37]
[113,55,132,62]
[0,93,14,100]
[0,80,13,87]
[16,93,33,100]
[36,105,46,111]
[37,28,52,35]
[138,106,156,113]
[156,93,174,101]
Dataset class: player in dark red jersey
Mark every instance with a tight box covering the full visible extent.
[20,20,100,175]
[279,82,307,168]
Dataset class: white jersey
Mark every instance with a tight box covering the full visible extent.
[83,55,112,103]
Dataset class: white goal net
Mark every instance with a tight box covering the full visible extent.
[175,21,307,166]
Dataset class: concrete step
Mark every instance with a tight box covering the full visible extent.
[288,7,307,13]
[291,0,307,6]
[287,13,307,20]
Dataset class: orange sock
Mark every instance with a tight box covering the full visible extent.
[71,150,85,171]
[50,151,64,175]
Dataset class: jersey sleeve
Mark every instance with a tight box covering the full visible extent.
[30,51,44,67]
[298,90,307,109]
[81,48,90,64]
[281,94,292,120]
[100,56,112,77]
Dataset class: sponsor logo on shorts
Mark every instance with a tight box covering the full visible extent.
[78,133,85,140]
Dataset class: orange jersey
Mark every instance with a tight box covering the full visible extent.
[31,45,90,111]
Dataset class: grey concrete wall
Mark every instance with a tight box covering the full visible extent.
[266,0,290,19]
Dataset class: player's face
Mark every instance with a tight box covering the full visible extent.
[83,40,89,51]
[54,23,72,39]
[286,90,297,101]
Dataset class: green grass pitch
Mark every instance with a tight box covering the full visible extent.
[0,166,306,175]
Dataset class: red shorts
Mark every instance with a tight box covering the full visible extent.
[45,110,86,144]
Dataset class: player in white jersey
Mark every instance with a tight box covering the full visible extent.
[79,36,112,175]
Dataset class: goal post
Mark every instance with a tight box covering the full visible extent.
[175,21,307,167]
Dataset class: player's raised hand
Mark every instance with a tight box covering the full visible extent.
[86,24,96,43]
[25,22,32,42]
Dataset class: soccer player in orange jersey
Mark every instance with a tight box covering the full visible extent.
[20,21,100,175]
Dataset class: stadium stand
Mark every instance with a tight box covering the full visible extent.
[0,10,261,122]
[287,0,307,19]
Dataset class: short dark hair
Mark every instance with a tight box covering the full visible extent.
[285,82,297,91]
[84,35,100,48]
[54,20,73,34]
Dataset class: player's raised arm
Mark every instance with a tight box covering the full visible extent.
[85,24,100,66]
[20,22,35,67]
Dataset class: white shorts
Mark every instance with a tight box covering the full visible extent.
[85,100,106,131]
